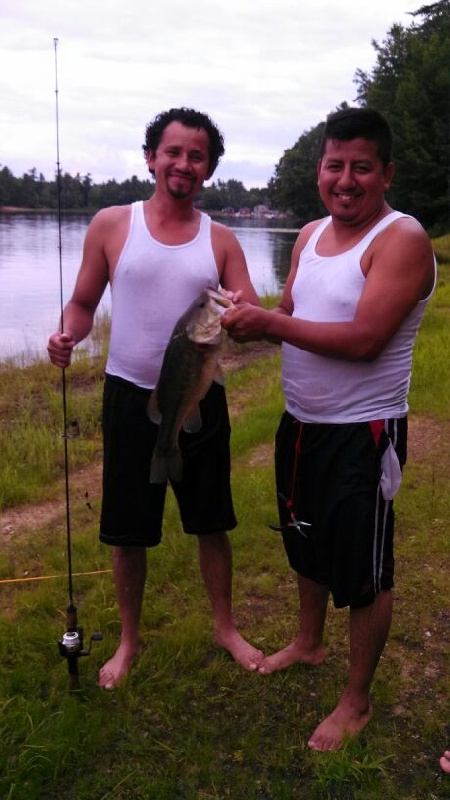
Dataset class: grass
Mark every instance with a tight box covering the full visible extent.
[0,257,449,799]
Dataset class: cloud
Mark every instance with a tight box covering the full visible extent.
[0,0,417,187]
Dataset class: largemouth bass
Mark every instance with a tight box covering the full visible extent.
[148,287,233,483]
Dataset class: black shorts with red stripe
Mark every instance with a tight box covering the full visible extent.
[274,412,407,609]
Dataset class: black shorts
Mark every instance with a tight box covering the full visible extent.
[99,375,237,547]
[274,412,407,609]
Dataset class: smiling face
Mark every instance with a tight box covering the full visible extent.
[145,121,212,201]
[317,137,394,227]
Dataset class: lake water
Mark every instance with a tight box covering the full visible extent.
[0,212,299,361]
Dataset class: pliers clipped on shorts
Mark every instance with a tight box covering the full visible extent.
[269,495,312,539]
[269,518,312,539]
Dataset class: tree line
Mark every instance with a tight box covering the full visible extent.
[0,166,271,216]
[1,1,448,234]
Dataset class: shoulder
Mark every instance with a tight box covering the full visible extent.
[366,212,435,295]
[387,213,430,240]
[374,213,433,257]
[293,216,328,253]
[86,204,132,241]
[301,217,328,238]
[210,218,236,238]
[210,219,243,251]
[91,203,132,228]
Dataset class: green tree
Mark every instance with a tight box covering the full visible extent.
[198,178,267,212]
[36,172,52,207]
[270,2,449,233]
[19,169,41,208]
[246,187,271,208]
[0,166,20,206]
[268,120,327,223]
[80,173,93,207]
[198,182,225,210]
[354,0,450,233]
[223,179,249,209]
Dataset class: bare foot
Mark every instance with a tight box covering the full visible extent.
[308,699,373,751]
[98,642,142,690]
[440,751,450,774]
[258,639,326,674]
[215,628,264,671]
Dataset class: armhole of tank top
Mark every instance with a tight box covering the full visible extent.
[363,211,407,243]
[354,211,408,262]
[130,200,147,241]
[305,217,331,253]
[199,213,219,283]
[199,211,210,236]
[133,200,143,228]
[112,202,140,284]
[422,255,437,303]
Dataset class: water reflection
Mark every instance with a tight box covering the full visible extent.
[231,225,295,294]
[0,212,298,359]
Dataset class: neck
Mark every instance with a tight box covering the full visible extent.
[331,202,392,236]
[143,195,201,245]
[146,192,198,223]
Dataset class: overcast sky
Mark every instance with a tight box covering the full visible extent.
[1,0,420,189]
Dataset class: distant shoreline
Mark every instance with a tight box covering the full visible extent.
[0,206,92,214]
[0,206,36,213]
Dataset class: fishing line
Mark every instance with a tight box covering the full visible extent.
[0,570,112,586]
[52,38,102,688]
[53,36,75,609]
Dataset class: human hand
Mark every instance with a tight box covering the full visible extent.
[218,287,243,305]
[221,302,269,342]
[47,331,76,368]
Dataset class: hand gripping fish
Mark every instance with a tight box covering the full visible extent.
[148,287,234,483]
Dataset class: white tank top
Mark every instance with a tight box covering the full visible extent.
[105,201,220,389]
[282,211,436,423]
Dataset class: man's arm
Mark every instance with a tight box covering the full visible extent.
[211,221,260,305]
[47,210,111,367]
[223,218,435,361]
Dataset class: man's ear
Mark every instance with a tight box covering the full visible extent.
[316,158,322,185]
[383,162,395,191]
[145,150,156,173]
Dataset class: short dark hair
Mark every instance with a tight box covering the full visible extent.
[320,107,393,167]
[142,107,225,176]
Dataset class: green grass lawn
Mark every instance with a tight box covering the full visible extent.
[0,258,449,800]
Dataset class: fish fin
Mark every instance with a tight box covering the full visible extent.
[148,389,162,425]
[150,451,183,484]
[182,407,203,434]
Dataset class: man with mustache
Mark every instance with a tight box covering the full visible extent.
[48,107,263,688]
[223,107,436,751]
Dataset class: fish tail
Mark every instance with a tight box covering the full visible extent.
[150,451,183,484]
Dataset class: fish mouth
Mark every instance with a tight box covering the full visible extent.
[206,287,234,312]
[185,287,233,345]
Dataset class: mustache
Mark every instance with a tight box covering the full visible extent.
[169,170,194,179]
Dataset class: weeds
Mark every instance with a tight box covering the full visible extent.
[310,741,394,799]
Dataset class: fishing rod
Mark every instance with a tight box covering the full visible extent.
[53,37,102,690]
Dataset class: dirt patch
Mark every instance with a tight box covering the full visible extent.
[0,463,103,543]
[221,340,279,372]
[247,442,274,468]
[407,414,449,462]
[0,343,278,543]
